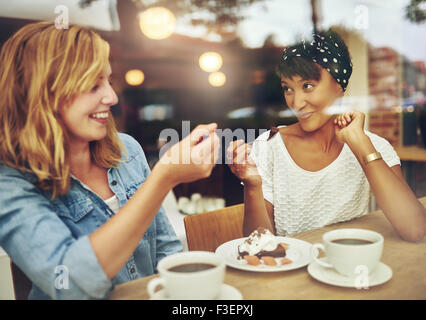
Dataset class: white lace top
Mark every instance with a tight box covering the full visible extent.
[250,129,400,236]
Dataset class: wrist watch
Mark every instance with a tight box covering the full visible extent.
[363,152,382,165]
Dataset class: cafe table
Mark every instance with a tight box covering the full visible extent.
[109,197,426,300]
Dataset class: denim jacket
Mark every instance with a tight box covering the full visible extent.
[0,133,182,299]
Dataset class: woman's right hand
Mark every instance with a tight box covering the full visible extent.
[155,123,220,187]
[226,140,262,187]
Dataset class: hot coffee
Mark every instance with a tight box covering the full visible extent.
[168,263,216,273]
[311,228,384,277]
[331,238,374,245]
[147,251,225,299]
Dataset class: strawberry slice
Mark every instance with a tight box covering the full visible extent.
[281,258,293,265]
[262,256,277,266]
[244,255,261,266]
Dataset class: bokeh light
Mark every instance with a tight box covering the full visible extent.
[199,52,223,72]
[208,72,226,87]
[139,7,176,40]
[125,69,145,86]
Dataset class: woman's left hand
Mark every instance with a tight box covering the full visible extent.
[334,110,367,144]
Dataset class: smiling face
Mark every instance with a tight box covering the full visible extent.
[281,66,343,132]
[59,63,118,145]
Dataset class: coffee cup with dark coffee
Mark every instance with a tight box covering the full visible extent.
[147,251,225,299]
[311,228,384,277]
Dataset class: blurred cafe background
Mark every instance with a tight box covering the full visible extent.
[0,0,425,208]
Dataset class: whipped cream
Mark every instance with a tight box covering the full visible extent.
[239,227,278,256]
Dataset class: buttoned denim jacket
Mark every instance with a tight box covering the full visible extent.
[0,133,182,299]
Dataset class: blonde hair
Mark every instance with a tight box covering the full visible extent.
[0,21,124,199]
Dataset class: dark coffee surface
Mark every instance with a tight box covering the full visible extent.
[331,238,374,245]
[168,263,216,273]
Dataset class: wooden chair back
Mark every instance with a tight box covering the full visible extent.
[184,203,244,252]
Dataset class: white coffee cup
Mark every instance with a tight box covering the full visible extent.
[311,228,384,277]
[147,251,225,299]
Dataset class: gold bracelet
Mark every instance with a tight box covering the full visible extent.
[363,152,382,165]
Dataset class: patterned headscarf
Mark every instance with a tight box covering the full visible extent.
[280,31,353,91]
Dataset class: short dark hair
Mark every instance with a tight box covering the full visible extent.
[277,56,322,82]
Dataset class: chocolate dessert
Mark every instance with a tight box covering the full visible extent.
[237,227,287,260]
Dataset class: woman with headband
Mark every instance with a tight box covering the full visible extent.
[0,22,220,299]
[227,29,425,242]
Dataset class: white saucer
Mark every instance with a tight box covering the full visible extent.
[308,258,393,288]
[149,284,243,300]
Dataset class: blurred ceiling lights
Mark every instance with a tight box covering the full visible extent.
[125,69,145,86]
[199,52,223,72]
[208,72,226,87]
[138,7,176,40]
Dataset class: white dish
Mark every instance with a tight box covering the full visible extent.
[149,283,243,300]
[307,258,393,288]
[215,237,312,272]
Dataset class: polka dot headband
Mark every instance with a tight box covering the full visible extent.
[281,32,353,91]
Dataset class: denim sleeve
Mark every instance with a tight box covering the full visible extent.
[154,206,183,266]
[119,133,183,265]
[0,172,112,299]
[119,132,152,178]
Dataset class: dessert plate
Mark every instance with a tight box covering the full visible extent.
[215,237,312,272]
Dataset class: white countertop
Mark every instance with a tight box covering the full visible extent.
[165,209,188,251]
[0,246,8,258]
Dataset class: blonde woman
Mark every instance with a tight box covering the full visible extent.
[0,22,220,299]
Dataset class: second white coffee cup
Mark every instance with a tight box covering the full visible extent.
[311,228,384,277]
[147,251,225,299]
